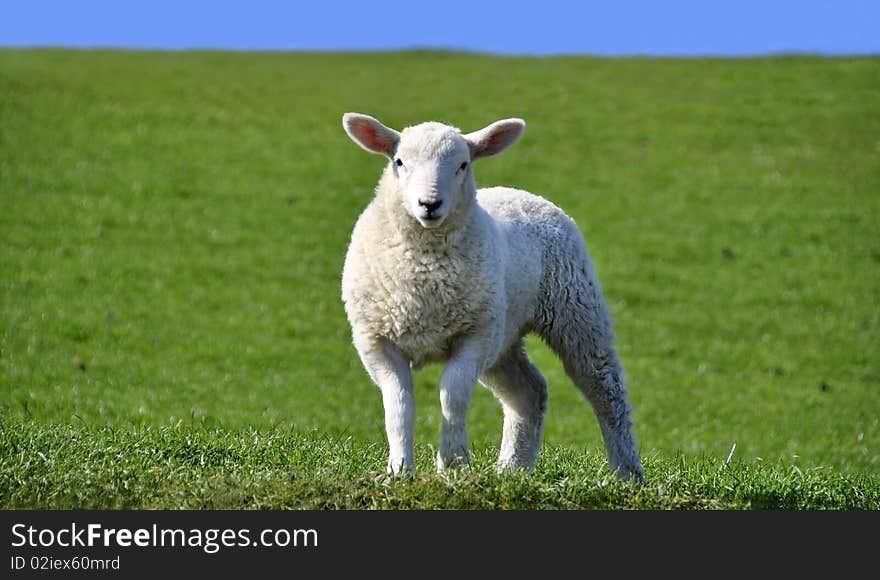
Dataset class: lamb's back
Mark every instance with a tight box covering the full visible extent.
[476,186,585,339]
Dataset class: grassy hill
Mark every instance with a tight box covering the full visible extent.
[1,49,878,508]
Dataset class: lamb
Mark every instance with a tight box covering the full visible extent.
[340,112,644,482]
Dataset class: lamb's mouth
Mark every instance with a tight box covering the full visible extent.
[418,214,446,228]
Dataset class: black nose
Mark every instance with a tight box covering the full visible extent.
[418,199,442,213]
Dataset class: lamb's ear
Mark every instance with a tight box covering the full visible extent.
[464,118,526,160]
[342,113,400,158]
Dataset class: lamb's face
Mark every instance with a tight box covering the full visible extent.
[392,123,473,229]
[343,113,526,229]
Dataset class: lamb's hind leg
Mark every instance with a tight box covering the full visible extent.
[479,341,548,471]
[573,347,643,482]
[540,287,644,481]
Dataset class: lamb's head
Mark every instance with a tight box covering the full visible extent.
[343,113,525,229]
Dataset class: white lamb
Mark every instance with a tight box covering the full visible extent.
[340,113,643,481]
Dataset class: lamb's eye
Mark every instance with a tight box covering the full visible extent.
[395,158,404,167]
[459,161,468,171]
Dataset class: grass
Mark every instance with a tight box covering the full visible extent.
[3,420,876,509]
[1,49,878,509]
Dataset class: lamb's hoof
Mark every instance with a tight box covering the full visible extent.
[495,457,536,473]
[436,452,469,472]
[386,458,414,477]
[612,461,644,484]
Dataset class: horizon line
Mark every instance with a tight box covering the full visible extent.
[2,44,879,59]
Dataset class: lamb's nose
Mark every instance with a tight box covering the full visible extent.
[419,199,442,213]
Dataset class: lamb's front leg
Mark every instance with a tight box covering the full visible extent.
[437,352,480,471]
[358,340,415,475]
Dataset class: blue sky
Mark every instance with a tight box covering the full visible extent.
[3,0,878,56]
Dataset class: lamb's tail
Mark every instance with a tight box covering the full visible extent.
[535,257,644,482]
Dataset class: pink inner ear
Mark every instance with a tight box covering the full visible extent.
[482,126,518,156]
[355,122,389,154]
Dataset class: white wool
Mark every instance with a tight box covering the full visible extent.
[341,114,643,481]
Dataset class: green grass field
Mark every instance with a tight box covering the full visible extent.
[2,49,878,509]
